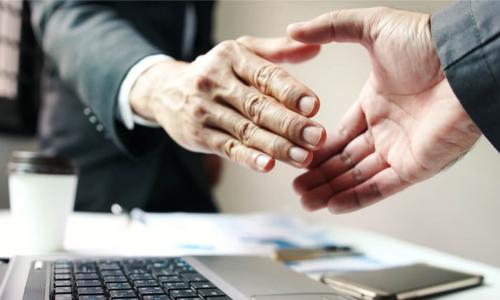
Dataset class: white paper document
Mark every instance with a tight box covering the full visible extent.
[63,212,393,276]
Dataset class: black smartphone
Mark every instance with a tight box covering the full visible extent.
[321,263,483,299]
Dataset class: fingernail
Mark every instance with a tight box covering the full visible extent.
[289,147,309,164]
[256,155,271,170]
[298,96,315,115]
[302,126,323,146]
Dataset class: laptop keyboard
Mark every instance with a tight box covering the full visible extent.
[49,257,232,300]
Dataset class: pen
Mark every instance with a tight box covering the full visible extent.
[272,245,358,261]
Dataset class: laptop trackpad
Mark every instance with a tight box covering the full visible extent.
[253,294,351,300]
[186,256,354,300]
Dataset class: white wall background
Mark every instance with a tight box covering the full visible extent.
[0,1,498,269]
[213,1,500,268]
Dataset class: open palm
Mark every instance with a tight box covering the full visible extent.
[290,7,481,213]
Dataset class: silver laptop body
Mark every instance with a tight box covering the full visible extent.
[0,255,354,300]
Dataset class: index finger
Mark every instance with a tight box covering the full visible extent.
[230,44,320,117]
[287,8,377,45]
[236,36,321,64]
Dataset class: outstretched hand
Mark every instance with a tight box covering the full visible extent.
[290,7,481,213]
[131,37,324,173]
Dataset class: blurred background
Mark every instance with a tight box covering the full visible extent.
[1,1,499,268]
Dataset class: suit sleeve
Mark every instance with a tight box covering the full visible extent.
[30,0,166,156]
[431,0,500,152]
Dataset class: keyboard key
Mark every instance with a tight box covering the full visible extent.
[74,264,97,274]
[109,289,137,298]
[143,296,170,300]
[77,287,104,295]
[55,274,73,280]
[106,282,131,290]
[133,279,159,287]
[48,257,227,300]
[137,287,165,295]
[175,266,192,273]
[147,262,168,269]
[55,287,72,294]
[101,270,124,276]
[169,289,197,298]
[129,273,153,280]
[157,275,182,283]
[181,273,206,282]
[152,269,177,277]
[98,259,119,264]
[54,280,72,287]
[75,273,99,280]
[79,295,107,300]
[98,263,121,270]
[198,288,225,297]
[55,263,72,269]
[74,267,97,274]
[124,267,148,275]
[163,282,189,291]
[103,276,128,283]
[76,280,101,287]
[191,281,215,289]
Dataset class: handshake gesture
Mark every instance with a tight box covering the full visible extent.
[132,7,486,214]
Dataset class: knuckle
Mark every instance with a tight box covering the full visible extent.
[339,148,353,167]
[352,188,362,208]
[279,113,301,136]
[193,73,217,92]
[254,64,282,93]
[214,40,237,55]
[286,116,306,140]
[367,182,382,198]
[193,54,207,64]
[243,93,269,123]
[236,35,251,45]
[279,83,301,107]
[187,124,205,147]
[269,136,288,157]
[338,124,354,143]
[222,138,240,160]
[191,129,204,145]
[188,98,209,122]
[235,120,257,145]
[351,167,364,184]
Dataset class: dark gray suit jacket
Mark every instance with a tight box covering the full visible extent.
[30,1,218,212]
[432,0,500,152]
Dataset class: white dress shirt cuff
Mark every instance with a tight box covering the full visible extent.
[118,54,172,130]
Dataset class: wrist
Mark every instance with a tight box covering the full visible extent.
[130,59,188,122]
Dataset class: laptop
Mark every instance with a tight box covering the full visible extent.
[0,255,354,300]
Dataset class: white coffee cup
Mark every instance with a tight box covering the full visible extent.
[8,151,78,254]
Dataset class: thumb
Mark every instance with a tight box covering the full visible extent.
[236,36,321,63]
[287,8,379,46]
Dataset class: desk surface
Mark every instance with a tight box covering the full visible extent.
[0,210,499,299]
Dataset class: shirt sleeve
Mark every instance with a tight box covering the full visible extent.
[118,54,171,130]
[431,0,500,152]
